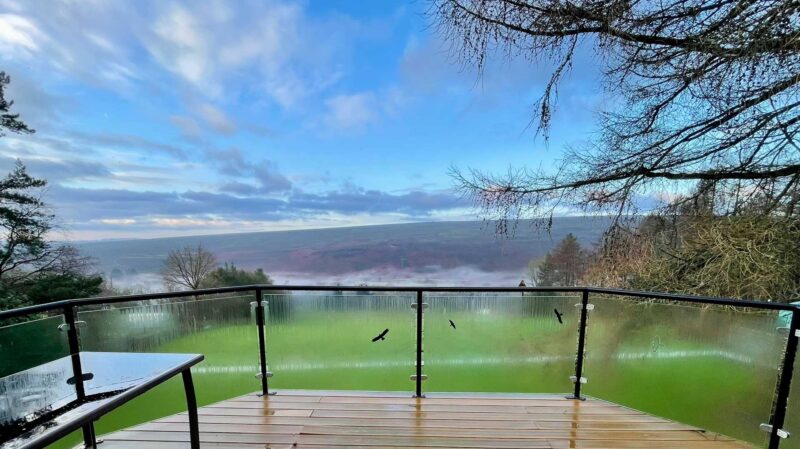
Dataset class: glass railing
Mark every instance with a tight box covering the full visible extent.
[583,294,787,446]
[784,353,800,449]
[265,291,415,391]
[0,285,798,449]
[0,313,69,377]
[76,292,258,362]
[0,312,72,440]
[70,291,260,449]
[425,292,580,393]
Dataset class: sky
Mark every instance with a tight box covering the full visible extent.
[0,0,603,241]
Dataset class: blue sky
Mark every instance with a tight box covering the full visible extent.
[0,0,602,240]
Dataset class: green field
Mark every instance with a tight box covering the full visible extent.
[5,294,795,449]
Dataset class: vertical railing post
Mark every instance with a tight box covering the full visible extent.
[571,289,590,400]
[255,288,270,396]
[415,289,424,398]
[64,304,96,448]
[767,308,800,448]
[182,369,200,449]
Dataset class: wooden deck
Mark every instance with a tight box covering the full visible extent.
[98,390,754,449]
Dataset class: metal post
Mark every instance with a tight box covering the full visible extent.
[768,309,800,449]
[255,288,270,396]
[182,369,200,449]
[415,290,423,398]
[64,305,97,448]
[572,289,590,400]
[81,422,96,449]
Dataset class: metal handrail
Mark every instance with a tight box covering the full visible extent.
[1,284,798,448]
[1,284,797,320]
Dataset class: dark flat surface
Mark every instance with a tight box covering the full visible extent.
[0,352,202,449]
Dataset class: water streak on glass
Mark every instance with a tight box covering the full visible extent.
[265,292,415,391]
[76,293,259,391]
[0,314,71,446]
[583,294,786,446]
[0,356,76,434]
[0,352,198,434]
[425,292,581,393]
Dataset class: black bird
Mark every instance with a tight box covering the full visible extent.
[372,328,389,342]
[448,319,456,329]
[554,308,564,324]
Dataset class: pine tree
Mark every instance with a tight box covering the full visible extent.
[536,234,587,287]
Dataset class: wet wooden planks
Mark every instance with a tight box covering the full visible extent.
[97,389,755,449]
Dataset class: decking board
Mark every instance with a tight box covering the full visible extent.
[97,390,756,449]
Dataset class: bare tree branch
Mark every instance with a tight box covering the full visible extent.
[161,245,218,291]
[433,0,800,228]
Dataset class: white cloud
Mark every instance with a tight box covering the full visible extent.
[140,1,347,109]
[0,0,380,130]
[323,93,378,130]
[97,218,137,225]
[147,4,209,89]
[0,14,44,57]
[0,3,146,92]
[320,88,409,132]
[150,217,232,228]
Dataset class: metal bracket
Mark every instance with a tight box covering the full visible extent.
[569,376,587,384]
[760,423,790,439]
[255,371,274,379]
[794,329,800,338]
[410,374,428,381]
[67,372,94,385]
[58,321,86,332]
[574,303,595,311]
[411,303,429,310]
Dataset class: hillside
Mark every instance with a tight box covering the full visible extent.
[77,217,613,287]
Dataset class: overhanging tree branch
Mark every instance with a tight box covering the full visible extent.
[434,0,800,227]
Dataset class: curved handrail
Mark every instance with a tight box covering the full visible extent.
[1,284,798,320]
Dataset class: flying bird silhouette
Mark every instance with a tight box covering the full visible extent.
[554,308,564,324]
[372,328,389,342]
[449,319,456,329]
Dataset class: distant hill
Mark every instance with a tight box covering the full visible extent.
[76,217,613,287]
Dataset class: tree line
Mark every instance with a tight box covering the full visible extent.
[160,245,273,291]
[529,195,800,302]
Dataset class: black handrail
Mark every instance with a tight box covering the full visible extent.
[2,284,797,320]
[1,284,798,449]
